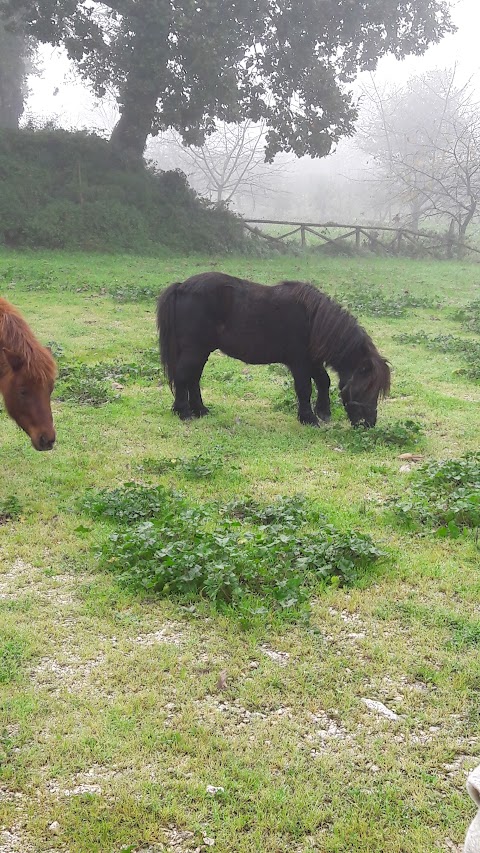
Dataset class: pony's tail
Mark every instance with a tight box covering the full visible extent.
[157,283,181,390]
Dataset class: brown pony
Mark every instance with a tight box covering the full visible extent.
[0,299,57,450]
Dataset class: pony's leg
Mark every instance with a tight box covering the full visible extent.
[187,357,210,417]
[173,351,208,420]
[312,366,331,422]
[172,379,192,420]
[290,365,318,426]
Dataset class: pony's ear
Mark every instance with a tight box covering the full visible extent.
[2,348,24,373]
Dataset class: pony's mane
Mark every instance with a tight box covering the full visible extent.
[280,281,390,397]
[0,298,57,383]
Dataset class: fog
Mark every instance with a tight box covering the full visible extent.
[24,0,480,225]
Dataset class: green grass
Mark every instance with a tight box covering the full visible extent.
[0,248,479,852]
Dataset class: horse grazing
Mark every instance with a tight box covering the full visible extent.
[0,299,57,450]
[157,272,390,428]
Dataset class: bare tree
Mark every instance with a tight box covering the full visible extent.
[357,69,480,247]
[149,121,289,212]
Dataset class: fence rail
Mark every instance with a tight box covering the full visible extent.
[241,218,480,258]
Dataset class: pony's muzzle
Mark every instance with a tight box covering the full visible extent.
[34,432,56,451]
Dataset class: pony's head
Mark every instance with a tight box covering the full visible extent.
[339,350,391,428]
[0,347,56,451]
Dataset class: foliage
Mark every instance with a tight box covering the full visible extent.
[81,486,384,614]
[394,331,480,382]
[452,299,480,335]
[81,482,177,525]
[335,288,435,318]
[332,420,425,453]
[3,1,453,159]
[141,453,221,480]
[0,494,22,524]
[55,374,118,407]
[392,453,480,536]
[0,128,247,252]
[54,350,162,405]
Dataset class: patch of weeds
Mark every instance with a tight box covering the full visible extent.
[140,452,222,479]
[221,494,308,526]
[394,332,480,382]
[81,485,384,616]
[0,495,23,525]
[331,419,424,453]
[54,349,162,405]
[56,374,117,406]
[106,284,159,302]
[178,453,222,479]
[335,289,435,319]
[81,482,182,524]
[267,364,290,377]
[45,340,65,359]
[391,453,480,536]
[452,298,480,334]
[272,376,296,413]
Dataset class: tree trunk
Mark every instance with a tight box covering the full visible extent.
[110,84,160,161]
[0,23,27,129]
[457,198,477,258]
[109,2,170,161]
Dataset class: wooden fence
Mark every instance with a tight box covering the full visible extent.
[242,218,480,258]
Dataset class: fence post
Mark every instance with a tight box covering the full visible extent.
[355,227,360,251]
[300,225,306,248]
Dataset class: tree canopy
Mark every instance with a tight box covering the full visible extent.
[1,0,454,159]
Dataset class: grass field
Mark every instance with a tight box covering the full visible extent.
[0,249,479,853]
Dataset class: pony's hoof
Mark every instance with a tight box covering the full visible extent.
[173,408,193,421]
[299,417,320,427]
[316,412,331,423]
[192,406,210,418]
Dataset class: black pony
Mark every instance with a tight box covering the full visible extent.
[157,272,390,428]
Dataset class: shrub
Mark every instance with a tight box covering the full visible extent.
[81,486,384,614]
[0,128,248,254]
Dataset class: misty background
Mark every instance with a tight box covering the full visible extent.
[18,0,480,226]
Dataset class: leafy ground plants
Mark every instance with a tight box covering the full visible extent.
[0,495,22,525]
[54,349,162,405]
[392,453,480,537]
[334,288,436,318]
[394,332,480,382]
[330,419,425,452]
[452,298,480,334]
[140,452,222,479]
[81,485,384,613]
